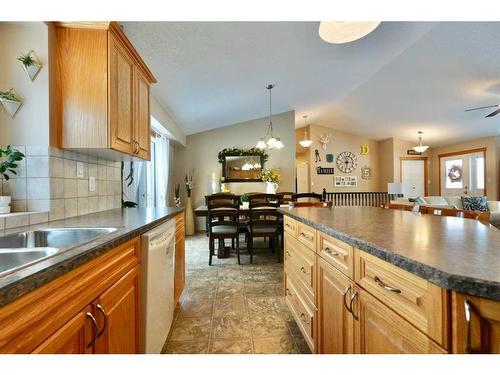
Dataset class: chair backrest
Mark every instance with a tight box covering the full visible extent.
[278,191,295,204]
[291,192,324,202]
[383,203,415,212]
[205,193,239,206]
[248,193,281,209]
[289,201,333,208]
[207,196,240,232]
[423,207,491,224]
[247,208,281,232]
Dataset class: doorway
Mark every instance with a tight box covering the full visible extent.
[400,157,428,198]
[439,148,486,197]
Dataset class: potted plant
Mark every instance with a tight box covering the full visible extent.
[260,168,281,194]
[0,89,23,118]
[241,193,249,209]
[18,51,42,81]
[0,145,25,214]
[174,183,181,208]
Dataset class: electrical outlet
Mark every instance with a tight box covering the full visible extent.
[76,162,84,178]
[89,176,96,192]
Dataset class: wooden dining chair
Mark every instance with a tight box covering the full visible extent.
[289,201,333,208]
[207,195,241,265]
[423,207,491,224]
[291,192,324,202]
[247,194,281,264]
[278,191,295,204]
[382,203,416,212]
[204,193,239,236]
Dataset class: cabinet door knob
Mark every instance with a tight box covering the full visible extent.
[85,312,98,348]
[300,266,309,275]
[96,304,108,338]
[464,299,476,354]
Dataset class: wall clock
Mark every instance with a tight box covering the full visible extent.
[336,151,357,173]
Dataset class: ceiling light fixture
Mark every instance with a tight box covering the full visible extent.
[318,21,381,44]
[299,115,313,148]
[413,131,429,153]
[256,84,284,150]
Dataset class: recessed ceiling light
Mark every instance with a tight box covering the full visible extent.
[319,21,381,44]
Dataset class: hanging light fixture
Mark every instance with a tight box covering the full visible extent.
[318,21,381,44]
[256,84,284,150]
[299,115,313,148]
[413,131,429,153]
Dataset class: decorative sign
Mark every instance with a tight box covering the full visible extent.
[407,149,422,155]
[335,176,357,187]
[319,134,331,151]
[326,154,334,163]
[317,166,334,175]
[360,145,369,155]
[361,166,372,180]
[314,149,321,162]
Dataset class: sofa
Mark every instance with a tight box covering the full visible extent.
[391,196,500,228]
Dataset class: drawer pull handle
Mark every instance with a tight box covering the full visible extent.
[324,247,339,256]
[300,266,310,275]
[374,276,401,294]
[285,223,292,228]
[286,250,292,257]
[300,232,310,239]
[464,299,475,354]
[349,292,359,320]
[343,285,352,313]
[85,312,98,348]
[285,288,291,296]
[300,313,310,325]
[96,304,107,338]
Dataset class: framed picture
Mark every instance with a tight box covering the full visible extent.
[334,176,357,187]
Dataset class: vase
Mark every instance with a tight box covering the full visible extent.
[265,182,278,194]
[185,196,195,236]
[0,98,22,118]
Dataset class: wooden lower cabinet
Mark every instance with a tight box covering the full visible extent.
[174,213,185,306]
[354,289,446,354]
[317,258,354,354]
[94,266,140,354]
[452,292,500,353]
[32,306,94,354]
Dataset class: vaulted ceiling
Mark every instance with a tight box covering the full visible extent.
[123,21,500,146]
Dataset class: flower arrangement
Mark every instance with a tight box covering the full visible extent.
[260,168,281,183]
[174,183,181,207]
[0,145,25,181]
[185,173,193,198]
[217,147,269,163]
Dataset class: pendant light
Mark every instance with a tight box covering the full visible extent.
[299,115,313,148]
[256,84,284,150]
[413,131,429,153]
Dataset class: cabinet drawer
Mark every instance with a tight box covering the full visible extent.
[317,232,353,278]
[285,273,315,352]
[284,234,315,304]
[354,250,449,348]
[296,222,317,251]
[283,216,297,236]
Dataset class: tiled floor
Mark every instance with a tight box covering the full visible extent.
[162,233,311,354]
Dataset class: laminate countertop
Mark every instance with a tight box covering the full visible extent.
[0,207,184,308]
[278,206,500,300]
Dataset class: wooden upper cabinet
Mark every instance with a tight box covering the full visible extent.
[94,266,140,354]
[55,22,156,160]
[317,257,354,354]
[32,306,95,354]
[452,292,500,354]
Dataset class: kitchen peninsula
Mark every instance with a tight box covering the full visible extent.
[279,206,500,354]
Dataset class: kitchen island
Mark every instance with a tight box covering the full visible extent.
[279,206,500,354]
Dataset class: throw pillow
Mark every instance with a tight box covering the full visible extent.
[462,196,489,212]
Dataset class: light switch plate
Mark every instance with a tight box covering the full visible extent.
[76,162,84,178]
[89,176,96,192]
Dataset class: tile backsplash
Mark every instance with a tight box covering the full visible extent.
[0,146,122,221]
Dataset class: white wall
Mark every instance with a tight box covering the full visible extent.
[151,96,186,146]
[0,22,50,146]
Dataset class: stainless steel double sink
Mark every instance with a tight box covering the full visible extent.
[0,227,117,276]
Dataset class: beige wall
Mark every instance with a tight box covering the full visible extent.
[306,125,380,193]
[151,96,186,146]
[429,136,499,200]
[173,111,295,229]
[0,22,50,146]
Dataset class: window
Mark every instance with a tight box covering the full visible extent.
[475,157,485,190]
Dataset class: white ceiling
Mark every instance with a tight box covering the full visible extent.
[123,21,500,146]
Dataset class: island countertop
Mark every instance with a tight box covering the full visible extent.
[278,206,500,300]
[0,207,184,308]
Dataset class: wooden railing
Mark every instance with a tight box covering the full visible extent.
[322,189,391,207]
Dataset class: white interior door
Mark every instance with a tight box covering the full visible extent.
[401,159,425,198]
[296,163,309,193]
[440,151,485,197]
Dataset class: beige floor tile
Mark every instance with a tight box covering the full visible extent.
[245,283,283,298]
[163,340,209,354]
[168,317,212,341]
[209,338,253,354]
[250,313,290,338]
[214,295,247,317]
[212,314,251,339]
[253,335,298,354]
[293,335,312,354]
[179,299,214,318]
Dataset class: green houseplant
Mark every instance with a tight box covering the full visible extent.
[0,89,23,118]
[0,145,25,214]
[18,51,42,81]
[241,193,249,208]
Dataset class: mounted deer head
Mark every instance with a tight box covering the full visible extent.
[319,133,331,151]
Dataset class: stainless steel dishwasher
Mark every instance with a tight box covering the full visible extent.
[140,219,176,353]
